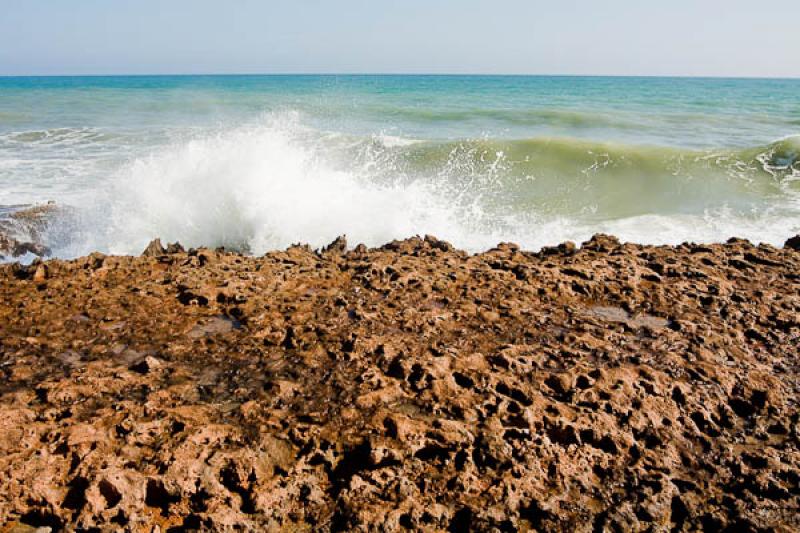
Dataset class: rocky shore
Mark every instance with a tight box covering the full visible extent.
[1,234,799,532]
[0,203,61,260]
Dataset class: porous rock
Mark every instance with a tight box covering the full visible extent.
[0,235,799,531]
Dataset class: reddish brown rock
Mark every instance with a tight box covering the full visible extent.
[0,235,799,531]
[141,238,166,257]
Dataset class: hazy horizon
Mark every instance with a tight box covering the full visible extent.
[1,1,799,78]
[2,73,800,80]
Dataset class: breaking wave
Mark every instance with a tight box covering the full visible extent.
[18,114,800,257]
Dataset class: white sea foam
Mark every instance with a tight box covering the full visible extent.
[93,114,483,255]
[14,113,800,259]
[375,133,422,148]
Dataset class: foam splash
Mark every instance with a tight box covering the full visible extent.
[38,115,800,258]
[97,114,488,255]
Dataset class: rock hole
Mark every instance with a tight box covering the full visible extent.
[503,429,530,442]
[767,423,787,435]
[472,438,499,470]
[386,357,405,379]
[414,444,451,464]
[110,510,129,526]
[750,390,767,410]
[220,464,256,514]
[495,382,532,406]
[597,436,617,454]
[399,513,414,528]
[177,290,208,306]
[329,441,372,498]
[383,417,399,439]
[454,450,468,471]
[593,464,610,480]
[520,500,555,531]
[728,397,754,418]
[453,372,475,389]
[741,453,768,470]
[408,364,426,389]
[98,479,122,509]
[448,507,472,533]
[62,476,90,512]
[546,424,579,447]
[145,478,180,516]
[690,412,720,437]
[635,507,654,522]
[20,510,63,531]
[167,514,203,533]
[189,488,210,512]
[504,413,528,429]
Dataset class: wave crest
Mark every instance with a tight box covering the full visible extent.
[56,114,800,256]
[102,114,486,255]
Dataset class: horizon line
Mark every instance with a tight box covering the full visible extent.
[1,72,799,81]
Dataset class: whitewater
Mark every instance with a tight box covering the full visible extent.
[0,75,798,258]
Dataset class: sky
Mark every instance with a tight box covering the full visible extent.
[1,0,798,78]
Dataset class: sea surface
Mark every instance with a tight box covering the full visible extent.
[0,75,798,257]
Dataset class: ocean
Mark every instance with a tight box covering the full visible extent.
[0,75,798,258]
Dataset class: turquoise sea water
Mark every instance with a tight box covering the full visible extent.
[0,75,798,256]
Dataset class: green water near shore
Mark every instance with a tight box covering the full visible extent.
[0,75,798,256]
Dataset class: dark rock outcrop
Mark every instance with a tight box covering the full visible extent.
[1,235,799,531]
[141,238,166,257]
[0,203,59,259]
[323,235,348,255]
[142,238,185,257]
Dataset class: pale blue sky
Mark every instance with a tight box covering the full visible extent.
[1,0,798,77]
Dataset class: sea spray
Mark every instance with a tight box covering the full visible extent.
[61,115,795,257]
[102,113,491,255]
[1,75,799,258]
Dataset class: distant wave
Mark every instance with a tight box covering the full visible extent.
[0,127,119,146]
[367,106,640,130]
[352,106,800,131]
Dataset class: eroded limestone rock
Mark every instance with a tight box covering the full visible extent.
[0,235,799,531]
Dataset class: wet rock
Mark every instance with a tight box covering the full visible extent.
[785,235,800,250]
[85,252,106,270]
[0,202,61,259]
[165,242,185,254]
[323,235,348,254]
[424,234,454,252]
[540,240,577,256]
[582,233,621,252]
[141,238,166,257]
[0,233,51,259]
